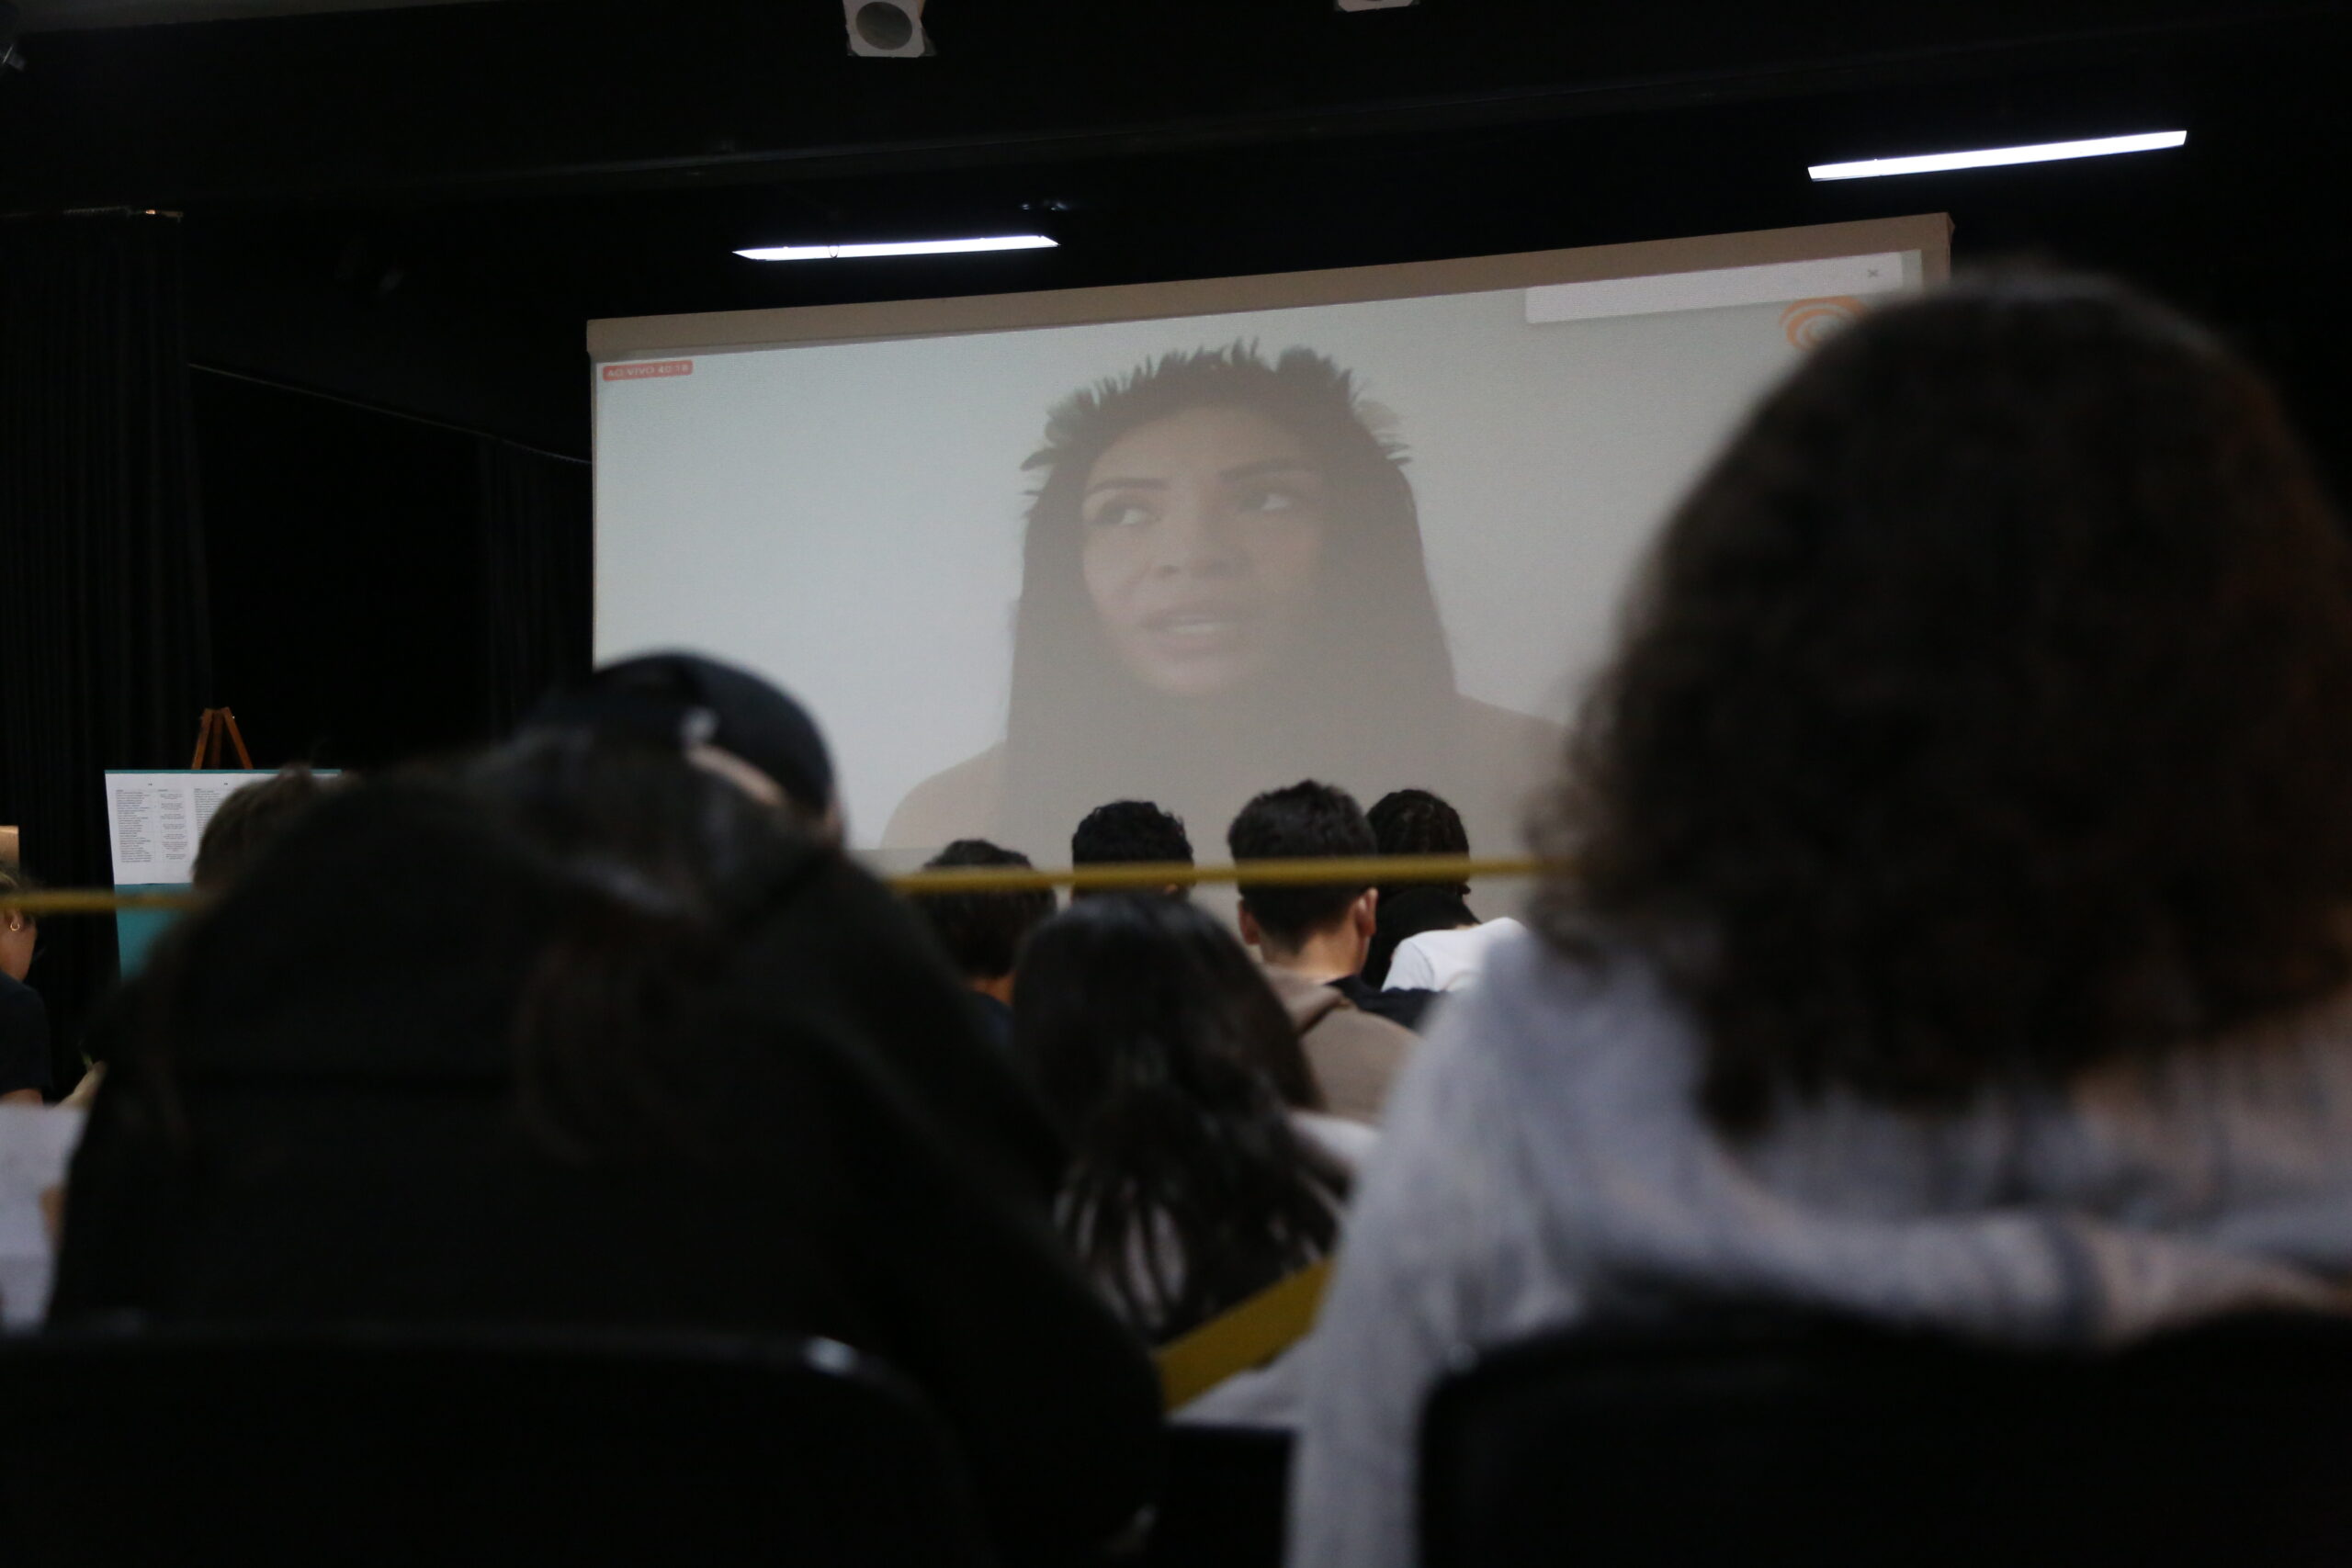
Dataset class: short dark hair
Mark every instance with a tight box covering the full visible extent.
[193,765,337,892]
[1364,790,1475,986]
[910,840,1057,981]
[1227,781,1375,950]
[1366,787,1468,857]
[1071,800,1193,900]
[1366,787,1470,886]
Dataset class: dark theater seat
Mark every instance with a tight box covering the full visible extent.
[1420,1311,2352,1568]
[0,1324,989,1568]
[1143,1424,1292,1568]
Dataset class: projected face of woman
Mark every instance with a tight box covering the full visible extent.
[1080,405,1329,698]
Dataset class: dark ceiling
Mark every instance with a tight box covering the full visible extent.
[4,0,2346,459]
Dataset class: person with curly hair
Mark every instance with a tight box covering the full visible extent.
[882,344,1562,856]
[1288,276,2352,1568]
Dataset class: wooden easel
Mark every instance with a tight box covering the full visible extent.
[190,707,254,770]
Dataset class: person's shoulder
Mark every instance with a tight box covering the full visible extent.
[1438,928,1701,1104]
[0,971,44,1022]
[0,973,50,1094]
[1319,997,1419,1054]
[881,743,1007,850]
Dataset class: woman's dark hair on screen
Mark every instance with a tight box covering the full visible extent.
[1013,894,1348,1341]
[1000,344,1458,852]
[1536,274,2352,1132]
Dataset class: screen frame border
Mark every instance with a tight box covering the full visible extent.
[587,213,1951,361]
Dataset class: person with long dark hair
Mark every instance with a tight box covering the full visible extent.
[52,723,1160,1562]
[1013,894,1362,1348]
[1288,276,2352,1568]
[882,344,1563,856]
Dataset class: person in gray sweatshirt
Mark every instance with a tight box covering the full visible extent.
[1286,275,2352,1568]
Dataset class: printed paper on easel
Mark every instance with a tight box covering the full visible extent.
[104,772,262,886]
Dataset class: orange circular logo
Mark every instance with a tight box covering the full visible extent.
[1781,297,1865,350]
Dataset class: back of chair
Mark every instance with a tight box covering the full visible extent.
[1142,1424,1292,1568]
[1420,1312,2352,1568]
[0,1323,992,1568]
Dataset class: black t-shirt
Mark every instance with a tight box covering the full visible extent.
[1329,972,1440,1032]
[0,971,51,1098]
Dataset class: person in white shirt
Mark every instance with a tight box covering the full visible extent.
[1363,787,1524,995]
[1383,914,1527,992]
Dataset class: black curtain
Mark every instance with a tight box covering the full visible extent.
[194,379,589,765]
[480,439,592,735]
[0,215,213,1085]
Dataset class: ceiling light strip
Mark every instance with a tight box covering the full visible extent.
[735,234,1058,261]
[1809,130,2187,182]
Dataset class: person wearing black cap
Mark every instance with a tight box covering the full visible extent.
[528,650,844,835]
[55,712,1159,1562]
[521,653,1067,1201]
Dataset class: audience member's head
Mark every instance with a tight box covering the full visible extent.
[1014,894,1344,1340]
[225,727,818,1147]
[191,765,339,893]
[1366,787,1470,865]
[1069,800,1193,900]
[97,728,813,1149]
[1540,273,2352,1131]
[527,651,841,838]
[1363,787,1476,987]
[1228,780,1377,970]
[910,840,1056,1003]
[0,865,40,984]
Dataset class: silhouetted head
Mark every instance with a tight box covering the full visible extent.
[192,765,341,893]
[910,839,1055,983]
[529,651,839,836]
[1070,799,1193,900]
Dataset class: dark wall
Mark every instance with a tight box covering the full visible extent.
[193,370,590,775]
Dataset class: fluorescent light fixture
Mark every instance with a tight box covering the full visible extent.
[735,234,1057,262]
[1809,130,2187,182]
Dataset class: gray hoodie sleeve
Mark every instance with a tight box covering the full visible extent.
[1284,987,1584,1568]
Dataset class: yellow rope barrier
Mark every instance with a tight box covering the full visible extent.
[892,853,1551,897]
[6,888,202,916]
[2,854,1558,918]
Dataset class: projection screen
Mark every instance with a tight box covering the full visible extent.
[590,215,1951,862]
